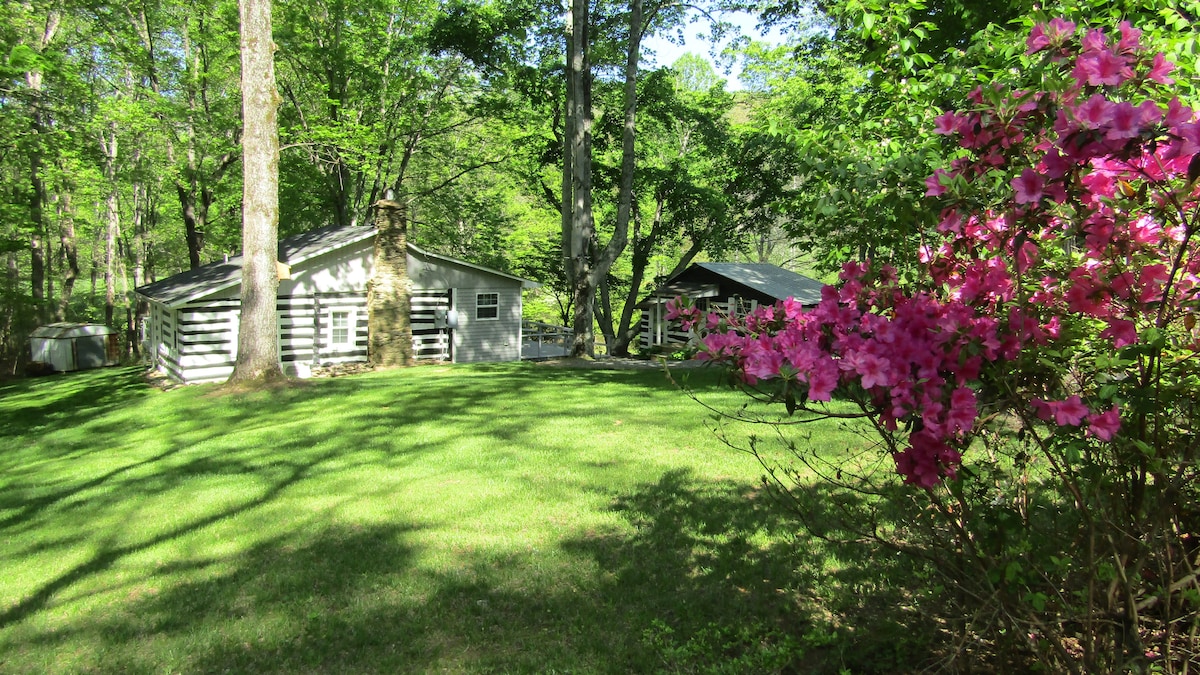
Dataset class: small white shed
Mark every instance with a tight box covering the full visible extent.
[29,323,120,372]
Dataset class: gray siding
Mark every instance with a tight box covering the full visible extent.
[454,285,522,363]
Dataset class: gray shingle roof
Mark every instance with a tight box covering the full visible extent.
[694,262,826,305]
[136,225,537,308]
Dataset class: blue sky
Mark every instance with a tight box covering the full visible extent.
[640,11,786,90]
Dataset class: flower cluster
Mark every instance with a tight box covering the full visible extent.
[684,20,1200,488]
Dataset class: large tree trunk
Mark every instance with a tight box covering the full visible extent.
[367,200,413,367]
[228,0,284,384]
[564,0,640,357]
[565,0,594,356]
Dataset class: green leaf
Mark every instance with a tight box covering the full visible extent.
[1025,592,1047,612]
[1004,561,1022,584]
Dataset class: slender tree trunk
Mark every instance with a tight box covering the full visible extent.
[27,90,48,323]
[54,187,78,321]
[596,276,615,352]
[172,19,238,270]
[131,170,150,354]
[90,218,101,299]
[23,11,61,326]
[611,203,657,356]
[228,0,284,384]
[117,238,134,358]
[2,252,18,358]
[102,123,119,327]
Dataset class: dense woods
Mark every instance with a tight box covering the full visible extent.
[2,0,1196,369]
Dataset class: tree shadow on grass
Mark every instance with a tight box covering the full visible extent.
[0,365,947,672]
[2,468,944,674]
[0,366,152,442]
[565,469,947,674]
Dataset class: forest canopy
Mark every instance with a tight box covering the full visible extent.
[1,0,1196,368]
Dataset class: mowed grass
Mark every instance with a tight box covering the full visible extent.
[0,362,876,674]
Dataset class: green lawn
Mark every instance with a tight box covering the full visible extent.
[0,362,896,674]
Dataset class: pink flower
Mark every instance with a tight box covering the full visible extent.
[1087,406,1121,441]
[1043,316,1062,339]
[1012,169,1045,204]
[934,110,960,135]
[1099,318,1138,348]
[781,296,804,322]
[1026,24,1050,54]
[947,387,977,434]
[665,296,688,321]
[1048,17,1077,42]
[1137,100,1162,126]
[1082,28,1108,53]
[1147,52,1175,84]
[1074,94,1113,129]
[1050,396,1089,427]
[1116,21,1142,53]
[1106,101,1142,141]
[1040,148,1072,178]
[1031,398,1053,421]
[925,170,949,197]
[806,362,837,402]
[1075,49,1133,86]
[1165,98,1193,127]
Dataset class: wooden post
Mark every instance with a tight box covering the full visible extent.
[368,199,413,367]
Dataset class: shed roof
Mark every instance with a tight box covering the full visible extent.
[29,322,116,339]
[137,225,536,308]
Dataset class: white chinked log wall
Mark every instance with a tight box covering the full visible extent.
[148,234,524,384]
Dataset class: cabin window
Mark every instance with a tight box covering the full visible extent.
[476,293,499,320]
[330,310,352,346]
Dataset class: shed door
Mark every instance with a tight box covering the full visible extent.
[74,336,107,369]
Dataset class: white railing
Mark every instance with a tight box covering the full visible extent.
[522,321,608,359]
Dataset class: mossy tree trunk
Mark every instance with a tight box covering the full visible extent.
[228,0,284,384]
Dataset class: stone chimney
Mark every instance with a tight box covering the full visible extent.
[367,199,413,366]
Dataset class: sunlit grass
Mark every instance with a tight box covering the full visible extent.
[0,362,881,673]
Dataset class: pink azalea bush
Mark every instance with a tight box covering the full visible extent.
[682,19,1198,492]
[678,20,1199,669]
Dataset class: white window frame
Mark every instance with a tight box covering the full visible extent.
[476,293,499,320]
[229,310,240,359]
[326,307,358,351]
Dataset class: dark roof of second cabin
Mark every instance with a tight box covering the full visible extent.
[694,263,826,305]
[137,225,535,308]
[640,262,827,307]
